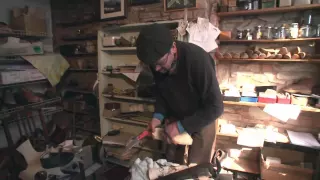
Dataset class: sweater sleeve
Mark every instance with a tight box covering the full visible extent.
[180,54,224,134]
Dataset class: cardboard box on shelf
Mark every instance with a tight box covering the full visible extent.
[261,147,314,180]
[10,7,47,34]
[0,69,46,85]
[0,37,44,56]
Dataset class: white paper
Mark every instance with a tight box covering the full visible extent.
[237,128,265,147]
[287,130,320,149]
[263,104,301,122]
[187,17,220,52]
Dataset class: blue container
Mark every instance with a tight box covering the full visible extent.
[240,97,258,103]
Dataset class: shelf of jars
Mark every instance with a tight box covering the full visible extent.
[217,4,320,17]
[219,24,320,44]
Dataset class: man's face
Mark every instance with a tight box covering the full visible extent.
[153,44,177,74]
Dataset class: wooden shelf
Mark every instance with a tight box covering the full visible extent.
[102,47,136,51]
[105,117,148,127]
[217,132,319,153]
[219,38,320,43]
[57,19,100,27]
[0,97,61,116]
[64,109,90,115]
[223,101,320,113]
[103,94,156,103]
[62,35,97,41]
[217,132,239,138]
[103,95,320,112]
[102,70,139,75]
[68,68,98,72]
[218,58,320,63]
[65,88,93,94]
[0,80,47,89]
[217,4,320,17]
[103,20,179,33]
[0,30,48,39]
[63,53,96,57]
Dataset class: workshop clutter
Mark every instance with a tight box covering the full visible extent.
[216,46,311,60]
[218,146,314,180]
[18,138,101,179]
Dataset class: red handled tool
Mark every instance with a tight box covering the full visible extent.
[124,130,150,152]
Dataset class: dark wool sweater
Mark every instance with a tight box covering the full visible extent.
[152,41,224,134]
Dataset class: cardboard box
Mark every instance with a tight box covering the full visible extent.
[0,40,44,56]
[261,147,314,180]
[0,69,45,85]
[10,7,47,34]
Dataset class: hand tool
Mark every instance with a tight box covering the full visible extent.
[124,130,150,153]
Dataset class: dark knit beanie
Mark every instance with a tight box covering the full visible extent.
[136,23,173,65]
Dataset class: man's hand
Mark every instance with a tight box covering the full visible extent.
[148,118,161,132]
[164,121,180,144]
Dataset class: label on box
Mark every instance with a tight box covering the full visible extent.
[0,69,45,85]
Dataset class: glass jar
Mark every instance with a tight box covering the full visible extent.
[280,26,286,39]
[245,29,252,40]
[301,25,312,38]
[265,26,273,39]
[255,26,262,39]
[290,23,299,39]
[273,27,279,39]
[317,24,320,37]
[248,1,253,10]
[253,0,259,10]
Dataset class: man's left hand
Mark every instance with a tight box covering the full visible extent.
[165,121,180,144]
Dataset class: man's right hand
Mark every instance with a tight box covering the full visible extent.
[148,118,161,132]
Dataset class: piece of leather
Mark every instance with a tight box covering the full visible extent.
[40,152,74,169]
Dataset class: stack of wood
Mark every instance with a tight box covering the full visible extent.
[215,46,311,60]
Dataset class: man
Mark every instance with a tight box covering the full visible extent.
[136,24,224,164]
